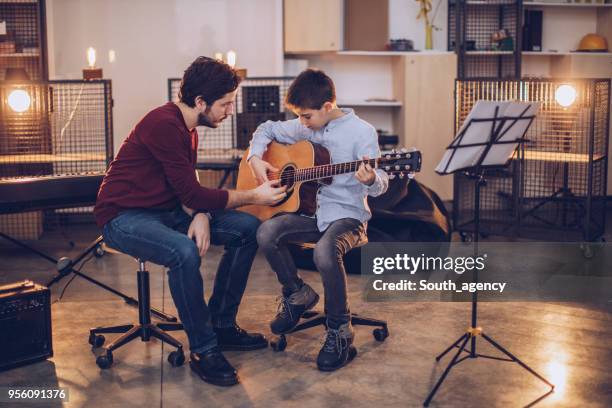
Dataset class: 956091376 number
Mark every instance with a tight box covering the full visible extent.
[1,387,69,402]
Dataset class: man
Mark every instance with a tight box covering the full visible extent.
[94,56,286,386]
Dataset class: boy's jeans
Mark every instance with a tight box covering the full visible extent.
[256,214,366,327]
[103,205,260,354]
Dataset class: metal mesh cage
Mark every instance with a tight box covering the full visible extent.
[448,0,521,79]
[0,79,113,238]
[453,78,610,241]
[168,76,295,188]
[0,0,47,81]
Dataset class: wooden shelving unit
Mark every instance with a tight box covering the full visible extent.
[0,0,47,81]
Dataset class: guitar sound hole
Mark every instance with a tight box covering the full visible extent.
[279,165,296,190]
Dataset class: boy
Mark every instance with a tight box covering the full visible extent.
[249,69,388,371]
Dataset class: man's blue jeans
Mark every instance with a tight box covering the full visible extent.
[102,205,260,354]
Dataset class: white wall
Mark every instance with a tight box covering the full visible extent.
[46,0,284,152]
[389,0,448,51]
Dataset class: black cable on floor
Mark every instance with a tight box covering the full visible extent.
[53,252,95,304]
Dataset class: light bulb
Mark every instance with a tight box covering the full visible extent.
[108,49,116,63]
[226,50,236,68]
[555,84,576,108]
[87,47,96,68]
[8,89,31,113]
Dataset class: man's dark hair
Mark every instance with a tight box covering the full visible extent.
[286,69,336,110]
[179,56,241,107]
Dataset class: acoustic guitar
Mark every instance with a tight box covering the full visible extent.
[236,140,422,221]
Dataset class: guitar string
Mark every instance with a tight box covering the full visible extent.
[270,167,411,183]
[263,157,412,182]
[269,161,376,182]
[263,157,404,178]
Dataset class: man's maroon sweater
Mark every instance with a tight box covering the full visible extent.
[94,102,229,227]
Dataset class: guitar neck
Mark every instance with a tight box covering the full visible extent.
[293,159,378,183]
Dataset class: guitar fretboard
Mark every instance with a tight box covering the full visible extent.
[293,159,377,183]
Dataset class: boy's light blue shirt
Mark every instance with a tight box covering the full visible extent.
[247,108,389,231]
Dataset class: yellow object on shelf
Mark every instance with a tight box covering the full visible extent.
[576,33,608,52]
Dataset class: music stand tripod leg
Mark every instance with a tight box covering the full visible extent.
[424,334,471,407]
[45,237,178,323]
[481,332,555,389]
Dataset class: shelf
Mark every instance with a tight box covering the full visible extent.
[465,1,519,4]
[285,50,454,58]
[522,51,612,56]
[0,53,40,57]
[336,50,454,56]
[338,99,402,107]
[524,2,612,7]
[465,51,515,55]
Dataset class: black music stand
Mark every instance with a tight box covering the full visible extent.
[425,101,554,406]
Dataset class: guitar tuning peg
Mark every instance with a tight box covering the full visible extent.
[404,165,411,170]
[400,147,408,153]
[391,149,396,154]
[410,147,417,152]
[385,155,391,159]
[385,166,390,171]
[399,172,405,179]
[388,174,396,180]
[408,172,415,179]
[395,165,400,170]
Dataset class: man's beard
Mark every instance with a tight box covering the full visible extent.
[197,111,217,128]
[197,109,226,129]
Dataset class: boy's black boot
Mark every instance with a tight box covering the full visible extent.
[316,321,356,371]
[270,282,319,335]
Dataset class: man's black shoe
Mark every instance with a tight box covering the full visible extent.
[214,324,268,351]
[190,347,239,386]
[317,322,357,372]
[270,283,319,335]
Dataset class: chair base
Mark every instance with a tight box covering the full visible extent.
[90,321,185,369]
[270,311,389,352]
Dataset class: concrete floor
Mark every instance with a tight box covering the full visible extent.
[0,224,611,408]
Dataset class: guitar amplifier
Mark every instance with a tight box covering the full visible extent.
[0,281,53,371]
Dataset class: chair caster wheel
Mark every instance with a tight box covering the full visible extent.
[96,350,113,369]
[373,327,389,342]
[168,349,185,367]
[581,244,594,259]
[89,333,105,348]
[270,335,287,352]
[460,232,473,243]
[94,244,105,258]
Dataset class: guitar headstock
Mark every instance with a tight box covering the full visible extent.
[377,148,422,179]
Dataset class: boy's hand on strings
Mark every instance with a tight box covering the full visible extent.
[249,156,279,185]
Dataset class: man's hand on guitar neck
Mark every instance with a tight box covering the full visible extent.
[248,156,279,184]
